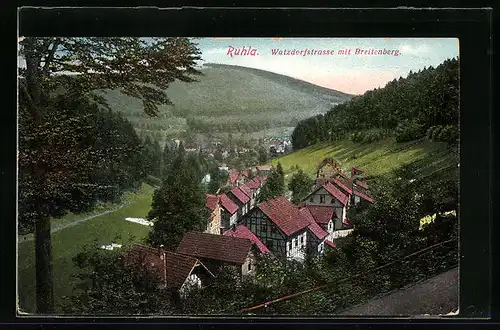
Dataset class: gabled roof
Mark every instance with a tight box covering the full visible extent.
[322,182,349,206]
[257,165,272,171]
[126,243,213,289]
[257,196,310,236]
[230,186,250,204]
[229,172,240,184]
[325,240,337,248]
[206,194,219,211]
[299,207,328,240]
[246,178,261,190]
[316,158,348,178]
[223,225,271,254]
[218,194,239,214]
[239,184,253,198]
[332,177,354,195]
[242,170,249,178]
[305,205,336,224]
[353,188,374,203]
[176,231,253,265]
[354,179,369,190]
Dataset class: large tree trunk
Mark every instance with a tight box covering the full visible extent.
[34,211,54,313]
[24,37,55,313]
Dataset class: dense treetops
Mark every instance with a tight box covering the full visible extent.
[291,58,459,149]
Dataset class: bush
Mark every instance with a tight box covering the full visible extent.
[437,125,459,143]
[395,120,425,142]
[425,126,436,139]
[431,125,443,141]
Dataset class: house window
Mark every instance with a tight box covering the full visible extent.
[328,221,333,232]
[260,222,268,232]
[299,235,303,245]
[293,238,297,248]
[309,196,314,203]
[248,262,252,271]
[331,198,335,204]
[320,195,326,204]
[287,242,291,251]
[267,240,274,249]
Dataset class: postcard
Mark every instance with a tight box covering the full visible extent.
[17,37,459,317]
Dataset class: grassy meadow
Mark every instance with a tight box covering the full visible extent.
[17,184,155,314]
[272,138,458,185]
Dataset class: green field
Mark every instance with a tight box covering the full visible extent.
[17,184,155,314]
[272,138,458,184]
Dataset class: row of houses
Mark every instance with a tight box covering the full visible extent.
[124,159,374,298]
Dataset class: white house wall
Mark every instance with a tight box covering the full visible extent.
[306,187,346,221]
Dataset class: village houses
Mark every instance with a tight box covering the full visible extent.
[125,243,215,297]
[176,231,263,278]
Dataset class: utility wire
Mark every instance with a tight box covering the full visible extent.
[238,237,457,313]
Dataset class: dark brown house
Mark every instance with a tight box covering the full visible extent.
[176,231,257,277]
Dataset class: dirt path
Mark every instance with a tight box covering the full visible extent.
[18,203,129,244]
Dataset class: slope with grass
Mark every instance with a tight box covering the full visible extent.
[17,184,155,314]
[98,63,352,139]
[272,138,458,185]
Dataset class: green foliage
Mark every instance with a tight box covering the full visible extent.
[258,147,268,164]
[394,120,426,142]
[60,244,175,315]
[18,94,146,234]
[258,164,285,203]
[292,58,459,149]
[288,168,314,204]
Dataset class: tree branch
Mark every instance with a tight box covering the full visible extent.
[42,38,61,75]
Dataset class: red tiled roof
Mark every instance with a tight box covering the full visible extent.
[224,225,271,254]
[354,188,374,203]
[242,170,249,178]
[257,196,310,236]
[165,251,205,289]
[343,218,354,227]
[229,172,240,184]
[299,207,328,240]
[218,194,238,214]
[239,184,253,198]
[246,178,260,190]
[332,177,353,195]
[206,194,219,211]
[323,182,349,206]
[230,186,250,204]
[176,231,253,265]
[305,205,336,224]
[325,240,337,248]
[354,179,369,190]
[257,165,272,171]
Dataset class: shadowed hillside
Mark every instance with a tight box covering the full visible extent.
[97,63,353,140]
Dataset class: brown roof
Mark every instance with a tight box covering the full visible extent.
[176,231,253,265]
[299,207,328,240]
[126,243,212,289]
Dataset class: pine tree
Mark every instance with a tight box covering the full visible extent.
[146,151,209,250]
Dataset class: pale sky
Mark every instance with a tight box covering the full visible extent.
[18,37,459,95]
[195,38,459,95]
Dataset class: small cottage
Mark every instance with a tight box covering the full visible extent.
[176,231,258,277]
[125,243,214,296]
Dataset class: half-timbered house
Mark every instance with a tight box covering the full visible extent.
[316,158,348,180]
[241,196,312,261]
[304,181,350,223]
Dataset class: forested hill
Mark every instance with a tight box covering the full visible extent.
[97,64,353,138]
[291,58,459,149]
